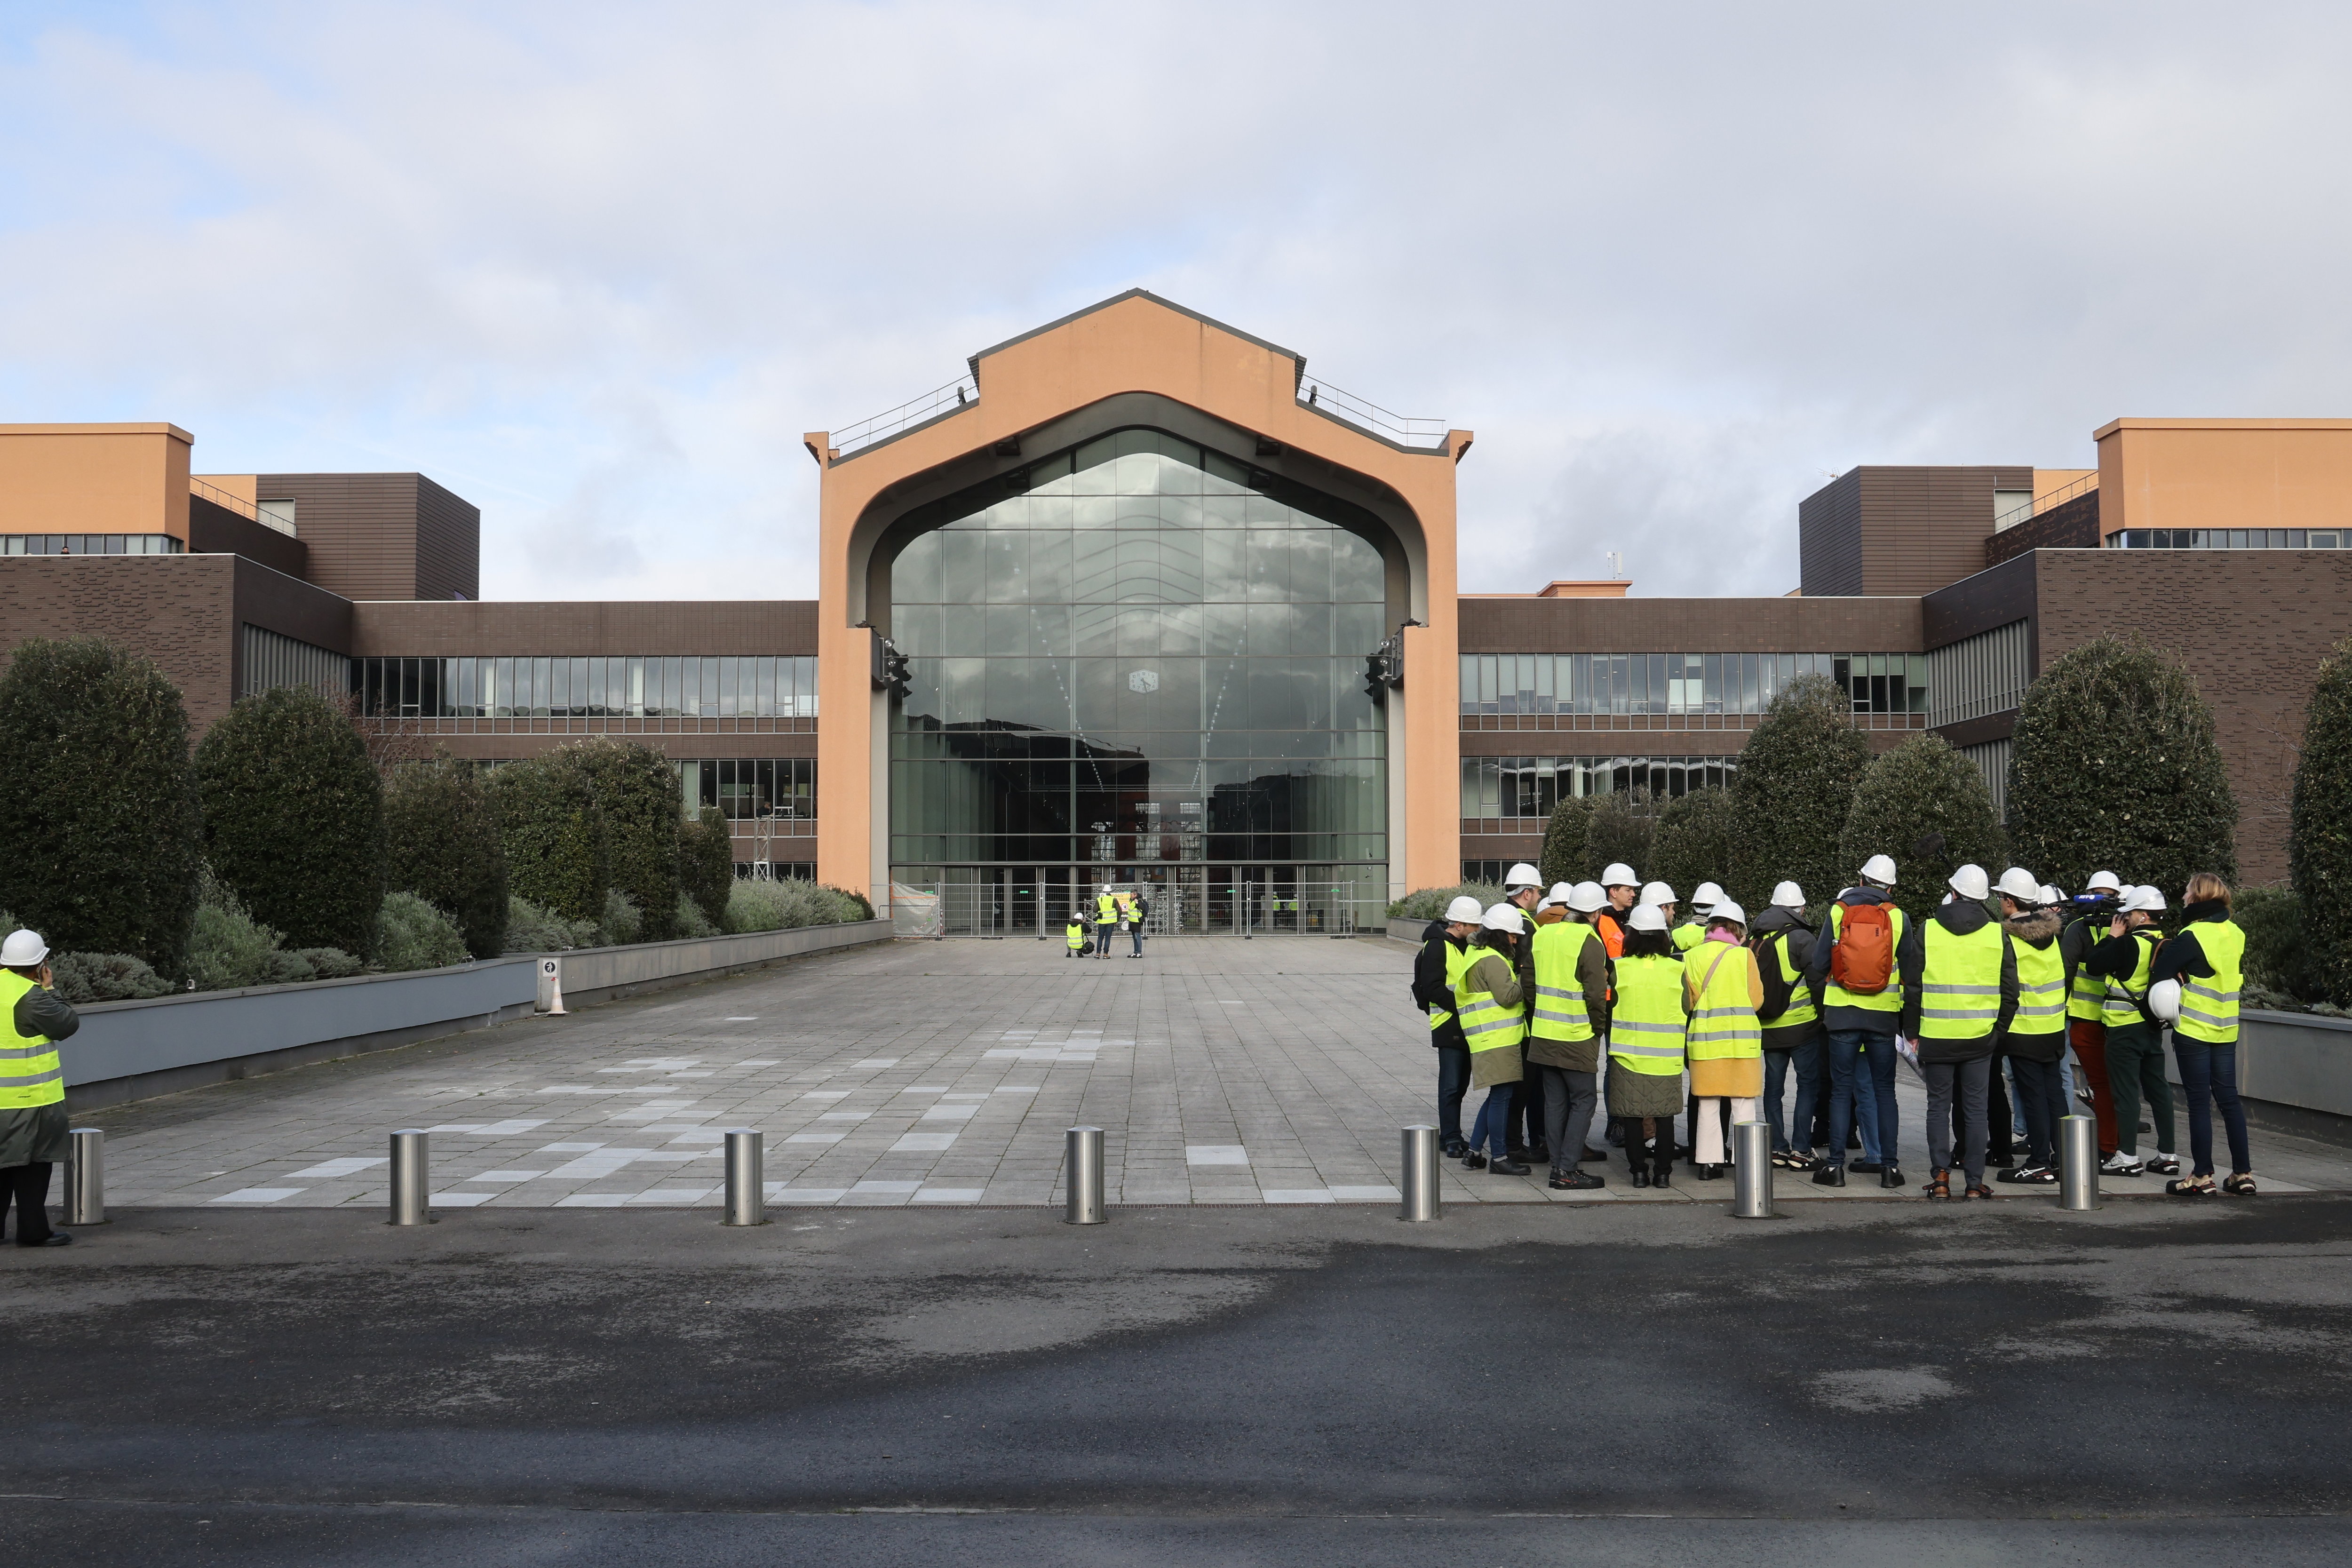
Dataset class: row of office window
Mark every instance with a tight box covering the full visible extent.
[3,533,184,555]
[352,655,818,720]
[1459,652,1926,718]
[2110,528,2343,550]
[1462,754,1740,820]
[680,757,816,822]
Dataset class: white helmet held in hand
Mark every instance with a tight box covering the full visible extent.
[1601,862,1639,889]
[1568,881,1608,913]
[0,930,48,967]
[1640,880,1676,908]
[1482,902,1526,934]
[1628,903,1669,933]
[1691,881,1725,911]
[2148,979,2183,1022]
[1994,867,2042,903]
[1504,862,1542,891]
[1444,895,1485,923]
[1859,853,1898,886]
[1947,864,1991,902]
[1771,880,1806,909]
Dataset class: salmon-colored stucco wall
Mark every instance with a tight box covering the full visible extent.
[0,424,193,541]
[2095,419,2352,537]
[807,294,1466,902]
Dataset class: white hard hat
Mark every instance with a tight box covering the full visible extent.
[1568,881,1608,914]
[1708,899,1748,927]
[1994,867,2042,903]
[1601,862,1639,888]
[1503,862,1542,891]
[1103,884,1114,893]
[1482,902,1525,934]
[2148,978,2183,1023]
[2124,884,2169,914]
[1541,882,1575,909]
[1628,903,1669,933]
[1859,853,1898,886]
[0,930,47,967]
[2040,885,2063,907]
[1771,880,1805,909]
[1947,864,1990,902]
[2087,870,2122,894]
[1444,895,1485,923]
[1640,881,1676,907]
[1691,881,1725,911]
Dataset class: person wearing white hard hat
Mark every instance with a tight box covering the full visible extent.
[1896,866,2018,1199]
[1527,870,1614,1191]
[0,929,78,1247]
[1413,896,1489,1157]
[1991,869,2069,1186]
[1682,899,1764,1179]
[2058,872,2130,1161]
[1607,902,1687,1187]
[1455,905,1532,1176]
[1804,853,1908,1189]
[2081,884,2179,1177]
[1753,880,1828,1170]
[1592,865,1642,1153]
[1943,868,2022,1173]
[1676,881,1724,954]
[1498,864,1551,1166]
[1093,885,1120,957]
[2152,873,2257,1196]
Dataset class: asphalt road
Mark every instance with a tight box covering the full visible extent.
[6,1197,2351,1564]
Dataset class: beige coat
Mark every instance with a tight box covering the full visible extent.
[1462,950,1526,1089]
[1684,939,1766,1098]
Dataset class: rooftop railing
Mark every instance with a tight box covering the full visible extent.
[1995,470,2098,532]
[829,374,980,458]
[1295,377,1449,450]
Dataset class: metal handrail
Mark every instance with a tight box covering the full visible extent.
[1296,378,1448,449]
[189,477,265,524]
[830,376,979,457]
[1995,470,2098,532]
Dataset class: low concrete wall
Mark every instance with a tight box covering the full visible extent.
[1387,917,1428,944]
[2165,1009,2352,1140]
[546,920,894,1008]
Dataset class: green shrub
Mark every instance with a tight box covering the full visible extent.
[1387,882,1505,922]
[2009,635,2238,898]
[1651,788,1738,908]
[1727,674,1872,913]
[489,755,608,924]
[1837,734,2008,925]
[294,947,363,979]
[185,871,295,993]
[827,884,875,921]
[678,807,736,927]
[500,894,601,954]
[48,951,175,1004]
[2291,637,2352,1006]
[1538,796,1594,890]
[599,889,642,947]
[1584,791,1658,882]
[563,737,683,942]
[196,685,384,958]
[2235,884,2322,1006]
[383,756,508,959]
[674,891,720,939]
[0,637,202,977]
[377,891,469,971]
[725,878,867,933]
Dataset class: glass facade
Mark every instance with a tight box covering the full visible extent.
[2111,528,2343,550]
[2,533,183,555]
[1459,651,1926,722]
[1461,754,1738,820]
[680,757,816,822]
[350,655,816,728]
[887,427,1392,927]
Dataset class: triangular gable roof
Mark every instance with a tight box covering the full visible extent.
[968,289,1307,386]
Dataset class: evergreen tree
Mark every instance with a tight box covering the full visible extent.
[1538,794,1594,891]
[2008,636,2238,897]
[2290,637,2352,1004]
[1584,790,1659,882]
[196,685,385,958]
[1837,734,2008,924]
[1727,673,1871,915]
[678,806,737,929]
[0,637,201,975]
[560,737,683,942]
[488,754,609,925]
[383,756,509,959]
[1651,788,1738,907]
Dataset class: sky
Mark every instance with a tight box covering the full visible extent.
[5,0,2352,602]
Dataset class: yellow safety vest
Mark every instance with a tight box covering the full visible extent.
[1684,942,1762,1061]
[1457,950,1525,1055]
[0,971,64,1110]
[1671,921,1703,953]
[2066,915,2107,1021]
[1756,930,1818,1030]
[1427,937,1473,1034]
[1066,923,1089,951]
[2009,934,2067,1038]
[2101,928,2162,1029]
[2175,918,2245,1045]
[1917,918,2006,1040]
[1096,894,1117,926]
[1528,920,1597,1043]
[1822,900,1908,1014]
[1608,955,1686,1075]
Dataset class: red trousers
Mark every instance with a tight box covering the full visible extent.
[2069,1018,2120,1156]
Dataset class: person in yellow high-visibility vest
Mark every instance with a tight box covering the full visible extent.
[1528,882,1612,1191]
[1065,916,1089,957]
[1683,899,1764,1180]
[2153,872,2256,1196]
[2083,885,2178,1178]
[1455,904,1531,1177]
[0,929,78,1247]
[1898,865,2018,1200]
[1992,867,2070,1186]
[1607,903,1686,1188]
[1414,895,1486,1157]
[1094,885,1120,959]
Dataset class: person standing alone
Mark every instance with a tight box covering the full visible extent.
[0,930,77,1247]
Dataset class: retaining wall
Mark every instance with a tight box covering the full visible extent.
[2168,1008,2352,1142]
[544,920,893,1008]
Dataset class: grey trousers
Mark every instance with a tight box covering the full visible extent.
[1537,1065,1597,1176]
[1925,1057,1993,1180]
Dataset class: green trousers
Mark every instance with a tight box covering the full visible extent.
[2105,1021,2175,1158]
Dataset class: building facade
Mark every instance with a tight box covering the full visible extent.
[5,301,2351,923]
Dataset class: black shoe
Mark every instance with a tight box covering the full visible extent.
[1812,1164,1847,1188]
[1549,1169,1606,1191]
[18,1233,70,1247]
[1505,1146,1530,1165]
[1847,1159,1884,1174]
[1489,1157,1532,1177]
[1985,1151,2014,1168]
[1578,1146,1609,1165]
[1881,1165,1906,1189]
[1524,1143,1552,1165]
[1459,1151,1487,1171]
[1631,1168,1651,1188]
[1695,1163,1724,1181]
[1441,1140,1470,1160]
[1650,1167,1672,1189]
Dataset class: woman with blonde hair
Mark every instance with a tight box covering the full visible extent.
[1683,899,1764,1180]
[2153,873,2256,1196]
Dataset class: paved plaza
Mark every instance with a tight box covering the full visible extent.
[83,932,2352,1209]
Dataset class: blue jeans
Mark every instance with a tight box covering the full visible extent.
[1129,923,1144,955]
[1436,1045,1471,1146]
[2172,1037,2253,1178]
[1763,1031,1824,1153]
[1470,1084,1515,1158]
[1827,1028,1899,1166]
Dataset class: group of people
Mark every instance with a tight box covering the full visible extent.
[1410,855,2257,1200]
[1066,885,1150,959]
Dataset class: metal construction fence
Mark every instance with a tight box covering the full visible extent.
[879,877,1367,938]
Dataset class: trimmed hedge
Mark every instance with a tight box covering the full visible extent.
[1584,791,1658,883]
[489,755,608,924]
[1837,734,2008,925]
[678,806,736,927]
[384,756,509,960]
[1388,882,1505,922]
[1538,795,1594,891]
[562,737,683,943]
[2291,638,2352,1005]
[196,685,385,958]
[1651,787,1737,909]
[1727,674,1872,914]
[378,890,470,972]
[0,637,202,976]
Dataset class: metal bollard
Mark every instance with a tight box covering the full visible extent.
[63,1127,105,1226]
[1064,1126,1105,1225]
[1730,1119,1775,1219]
[2059,1115,2101,1211]
[388,1129,433,1226]
[723,1129,765,1226]
[1399,1124,1440,1222]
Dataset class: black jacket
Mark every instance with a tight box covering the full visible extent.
[2000,907,2067,1063]
[2153,902,2229,985]
[14,983,76,1043]
[1897,898,2018,1060]
[1413,920,1469,1050]
[1749,905,1821,1047]
[1803,886,1904,1035]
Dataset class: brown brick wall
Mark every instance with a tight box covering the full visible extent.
[1986,488,2100,569]
[256,472,480,602]
[1457,596,1923,653]
[414,475,480,601]
[349,600,819,655]
[1799,470,1863,596]
[188,494,307,579]
[0,555,238,730]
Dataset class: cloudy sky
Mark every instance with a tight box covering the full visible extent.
[5,1,2350,600]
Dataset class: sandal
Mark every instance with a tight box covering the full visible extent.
[2222,1172,2259,1196]
[2167,1176,2217,1198]
[1781,1149,1821,1172]
[1923,1168,1950,1201]
[1964,1181,1993,1200]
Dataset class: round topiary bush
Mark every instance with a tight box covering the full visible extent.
[1539,795,1594,891]
[384,756,509,959]
[677,806,736,929]
[1583,791,1658,883]
[2008,636,2238,898]
[0,637,202,977]
[561,737,684,943]
[2292,637,2352,1004]
[1837,734,2008,924]
[1727,673,1872,914]
[488,755,609,925]
[1651,787,1737,909]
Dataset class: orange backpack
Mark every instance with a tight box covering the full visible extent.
[1829,901,1895,995]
